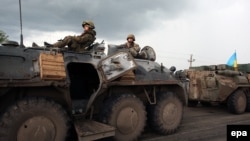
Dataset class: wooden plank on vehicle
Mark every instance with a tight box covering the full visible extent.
[42,70,66,77]
[119,70,135,81]
[40,53,64,62]
[42,65,65,71]
[39,53,66,80]
[41,61,64,66]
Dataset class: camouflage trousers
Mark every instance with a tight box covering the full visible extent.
[53,36,83,52]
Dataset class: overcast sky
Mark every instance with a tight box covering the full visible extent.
[1,0,249,70]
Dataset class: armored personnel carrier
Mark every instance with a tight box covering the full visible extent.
[185,64,250,114]
[0,40,187,141]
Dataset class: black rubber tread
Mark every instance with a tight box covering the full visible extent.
[244,89,250,112]
[0,97,70,141]
[148,92,183,135]
[246,95,250,112]
[188,100,198,107]
[100,94,146,141]
[227,90,247,114]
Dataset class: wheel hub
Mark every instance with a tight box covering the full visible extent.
[17,116,56,141]
[237,94,247,109]
[163,102,178,125]
[116,107,139,134]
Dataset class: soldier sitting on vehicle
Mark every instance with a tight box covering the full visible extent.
[118,34,146,59]
[44,20,96,53]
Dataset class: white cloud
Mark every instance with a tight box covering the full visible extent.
[3,0,249,70]
[23,30,78,47]
[134,0,250,69]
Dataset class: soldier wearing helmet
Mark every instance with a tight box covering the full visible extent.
[44,20,96,52]
[119,34,146,58]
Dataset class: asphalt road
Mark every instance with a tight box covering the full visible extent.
[140,104,250,141]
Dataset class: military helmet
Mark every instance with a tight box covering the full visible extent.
[82,20,95,29]
[127,34,135,41]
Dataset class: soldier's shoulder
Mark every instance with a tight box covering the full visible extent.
[86,30,96,36]
[134,42,139,46]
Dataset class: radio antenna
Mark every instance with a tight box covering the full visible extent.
[19,0,24,47]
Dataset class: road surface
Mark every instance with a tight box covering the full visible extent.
[140,104,250,141]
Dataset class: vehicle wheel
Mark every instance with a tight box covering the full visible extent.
[245,89,250,112]
[148,92,183,135]
[100,94,146,141]
[188,100,198,107]
[227,90,247,114]
[246,95,250,112]
[0,97,70,141]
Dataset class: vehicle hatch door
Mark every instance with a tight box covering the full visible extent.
[98,51,137,82]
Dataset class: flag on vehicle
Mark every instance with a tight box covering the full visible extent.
[226,51,237,68]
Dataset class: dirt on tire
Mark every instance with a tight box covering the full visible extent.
[227,89,247,114]
[0,97,70,141]
[100,94,146,141]
[148,92,183,135]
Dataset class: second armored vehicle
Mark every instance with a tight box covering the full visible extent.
[185,64,250,114]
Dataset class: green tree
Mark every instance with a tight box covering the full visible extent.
[0,30,8,43]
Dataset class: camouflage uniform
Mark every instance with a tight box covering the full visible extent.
[120,42,140,57]
[119,34,140,57]
[49,20,96,53]
[53,30,96,52]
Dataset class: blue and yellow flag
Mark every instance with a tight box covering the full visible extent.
[227,51,237,68]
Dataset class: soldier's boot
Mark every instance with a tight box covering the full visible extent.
[44,42,53,47]
[32,42,40,47]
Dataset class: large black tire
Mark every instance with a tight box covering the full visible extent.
[100,94,146,141]
[148,92,183,135]
[0,97,70,141]
[247,95,250,112]
[245,89,250,112]
[227,90,247,114]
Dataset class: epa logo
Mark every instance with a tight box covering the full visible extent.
[227,125,250,140]
[231,131,247,138]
